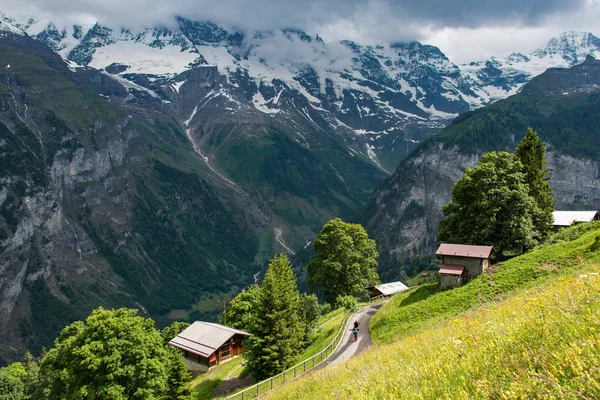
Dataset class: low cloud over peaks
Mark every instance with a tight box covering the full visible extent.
[1,0,597,62]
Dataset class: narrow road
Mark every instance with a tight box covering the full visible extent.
[325,302,385,366]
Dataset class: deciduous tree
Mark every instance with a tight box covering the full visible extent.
[221,284,261,332]
[438,152,536,258]
[308,219,380,303]
[36,308,190,400]
[298,293,321,340]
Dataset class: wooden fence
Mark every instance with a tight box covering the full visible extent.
[223,305,359,400]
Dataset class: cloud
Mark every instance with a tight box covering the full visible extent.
[1,0,588,32]
[423,2,600,62]
[0,0,597,62]
[241,32,355,72]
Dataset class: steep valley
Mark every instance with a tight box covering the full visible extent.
[1,12,600,366]
[0,19,388,365]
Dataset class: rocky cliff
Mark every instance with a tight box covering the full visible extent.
[0,31,271,364]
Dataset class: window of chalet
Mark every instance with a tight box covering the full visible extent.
[220,346,232,359]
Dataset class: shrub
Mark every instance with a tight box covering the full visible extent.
[334,295,357,310]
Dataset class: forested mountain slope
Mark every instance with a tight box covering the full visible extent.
[0,29,327,365]
[359,57,600,280]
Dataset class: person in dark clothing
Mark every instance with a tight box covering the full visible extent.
[353,320,360,330]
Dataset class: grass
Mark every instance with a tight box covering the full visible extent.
[406,269,438,287]
[194,293,231,313]
[295,312,345,363]
[192,308,347,399]
[265,267,600,399]
[259,222,600,399]
[191,357,246,399]
[370,222,600,344]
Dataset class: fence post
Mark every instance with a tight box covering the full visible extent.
[257,385,259,397]
[283,371,286,383]
[242,391,244,400]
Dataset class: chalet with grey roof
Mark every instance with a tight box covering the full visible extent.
[436,243,494,288]
[169,321,250,375]
[368,281,409,299]
[552,211,599,227]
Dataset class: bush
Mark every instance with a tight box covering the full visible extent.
[319,303,332,315]
[334,295,357,310]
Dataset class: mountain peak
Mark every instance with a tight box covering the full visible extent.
[532,31,600,65]
[0,15,24,36]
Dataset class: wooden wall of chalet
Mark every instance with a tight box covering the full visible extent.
[442,255,489,279]
[441,274,463,289]
[215,334,246,364]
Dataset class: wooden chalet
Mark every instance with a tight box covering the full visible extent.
[436,243,495,289]
[169,322,250,375]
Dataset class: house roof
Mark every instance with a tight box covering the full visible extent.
[169,322,250,358]
[552,211,599,226]
[370,281,410,296]
[439,264,465,276]
[436,243,494,259]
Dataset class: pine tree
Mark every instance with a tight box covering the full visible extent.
[245,254,305,380]
[161,322,192,400]
[515,128,555,242]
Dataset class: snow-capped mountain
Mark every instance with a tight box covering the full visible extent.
[533,31,600,64]
[1,13,599,171]
[2,12,600,364]
[462,31,600,101]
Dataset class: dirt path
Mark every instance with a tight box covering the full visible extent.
[325,302,384,366]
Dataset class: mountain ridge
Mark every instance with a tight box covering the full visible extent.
[4,13,600,171]
[359,57,600,280]
[1,12,600,366]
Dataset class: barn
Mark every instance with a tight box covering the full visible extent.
[436,243,495,288]
[169,322,251,375]
[368,281,410,299]
[552,211,599,228]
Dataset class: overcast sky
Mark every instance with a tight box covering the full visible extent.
[3,0,600,62]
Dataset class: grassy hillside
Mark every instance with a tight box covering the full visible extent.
[263,223,600,399]
[370,222,600,344]
[191,308,346,399]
